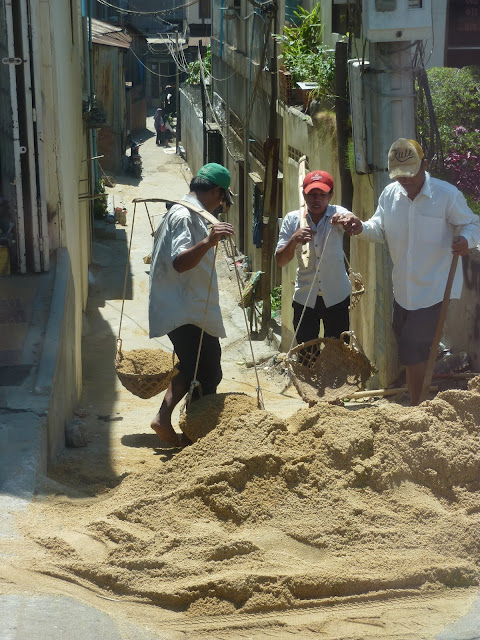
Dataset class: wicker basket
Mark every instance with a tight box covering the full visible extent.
[115,342,178,399]
[287,332,375,404]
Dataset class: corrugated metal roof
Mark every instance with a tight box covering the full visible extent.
[146,36,187,45]
[91,18,131,49]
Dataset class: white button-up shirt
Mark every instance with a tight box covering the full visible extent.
[149,195,225,338]
[276,205,352,308]
[360,173,480,310]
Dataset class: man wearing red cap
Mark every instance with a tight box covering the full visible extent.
[275,170,353,344]
[332,138,480,405]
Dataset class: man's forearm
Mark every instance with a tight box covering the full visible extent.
[173,238,212,273]
[275,238,297,266]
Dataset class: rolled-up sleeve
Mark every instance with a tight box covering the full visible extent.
[170,215,194,259]
[447,190,480,248]
[275,212,299,251]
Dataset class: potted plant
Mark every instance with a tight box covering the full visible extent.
[275,3,335,110]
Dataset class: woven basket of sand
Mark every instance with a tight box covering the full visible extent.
[115,342,178,399]
[179,392,259,442]
[287,332,375,404]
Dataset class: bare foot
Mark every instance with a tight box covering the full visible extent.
[151,415,180,447]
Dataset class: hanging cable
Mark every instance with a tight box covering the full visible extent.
[96,0,202,16]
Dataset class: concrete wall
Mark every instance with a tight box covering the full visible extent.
[349,171,398,386]
[278,104,341,350]
[36,249,78,463]
[180,86,204,175]
[445,250,480,371]
[37,1,91,461]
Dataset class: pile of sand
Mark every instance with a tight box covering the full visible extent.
[179,392,259,442]
[116,347,177,376]
[27,381,480,615]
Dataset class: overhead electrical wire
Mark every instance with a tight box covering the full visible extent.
[128,46,176,78]
[96,0,201,16]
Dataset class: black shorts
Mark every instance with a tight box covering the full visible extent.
[392,300,442,366]
[168,324,222,395]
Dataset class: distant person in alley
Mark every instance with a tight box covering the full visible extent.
[153,108,165,146]
[332,138,480,406]
[275,170,352,345]
[148,163,234,446]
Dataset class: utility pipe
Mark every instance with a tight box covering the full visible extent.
[88,0,98,187]
[27,0,49,271]
[5,0,26,273]
[20,0,41,272]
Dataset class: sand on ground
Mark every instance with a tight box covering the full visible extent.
[2,117,479,640]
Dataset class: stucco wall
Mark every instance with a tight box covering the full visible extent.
[36,249,78,463]
[37,0,91,459]
[180,86,204,176]
[445,250,480,371]
[278,104,340,350]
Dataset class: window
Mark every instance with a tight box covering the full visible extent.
[199,0,211,19]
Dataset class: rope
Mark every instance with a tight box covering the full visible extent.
[228,238,265,410]
[180,242,220,414]
[117,200,138,354]
[144,201,155,236]
[287,226,334,356]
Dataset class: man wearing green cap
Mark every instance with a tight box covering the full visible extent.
[149,163,234,445]
[332,138,480,405]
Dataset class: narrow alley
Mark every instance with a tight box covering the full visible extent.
[1,117,479,640]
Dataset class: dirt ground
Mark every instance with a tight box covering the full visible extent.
[3,117,479,639]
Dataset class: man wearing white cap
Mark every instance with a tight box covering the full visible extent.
[332,138,480,405]
[275,170,353,344]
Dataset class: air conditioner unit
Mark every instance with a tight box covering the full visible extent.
[363,0,432,42]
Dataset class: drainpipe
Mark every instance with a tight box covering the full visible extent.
[4,0,26,273]
[20,0,41,272]
[88,0,98,187]
[219,0,224,58]
[28,0,49,271]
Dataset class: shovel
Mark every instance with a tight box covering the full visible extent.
[419,254,459,404]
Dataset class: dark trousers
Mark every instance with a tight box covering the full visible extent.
[168,324,222,396]
[293,296,350,345]
[155,129,165,145]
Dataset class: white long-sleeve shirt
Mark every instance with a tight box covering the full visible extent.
[360,173,480,310]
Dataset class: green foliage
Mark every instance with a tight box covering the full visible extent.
[270,285,282,312]
[93,179,108,220]
[426,67,480,132]
[186,45,211,85]
[274,3,335,99]
[420,66,480,214]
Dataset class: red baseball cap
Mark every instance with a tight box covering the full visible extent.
[303,170,334,194]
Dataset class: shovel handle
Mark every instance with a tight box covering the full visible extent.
[419,254,459,403]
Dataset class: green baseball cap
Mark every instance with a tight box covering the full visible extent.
[196,163,231,190]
